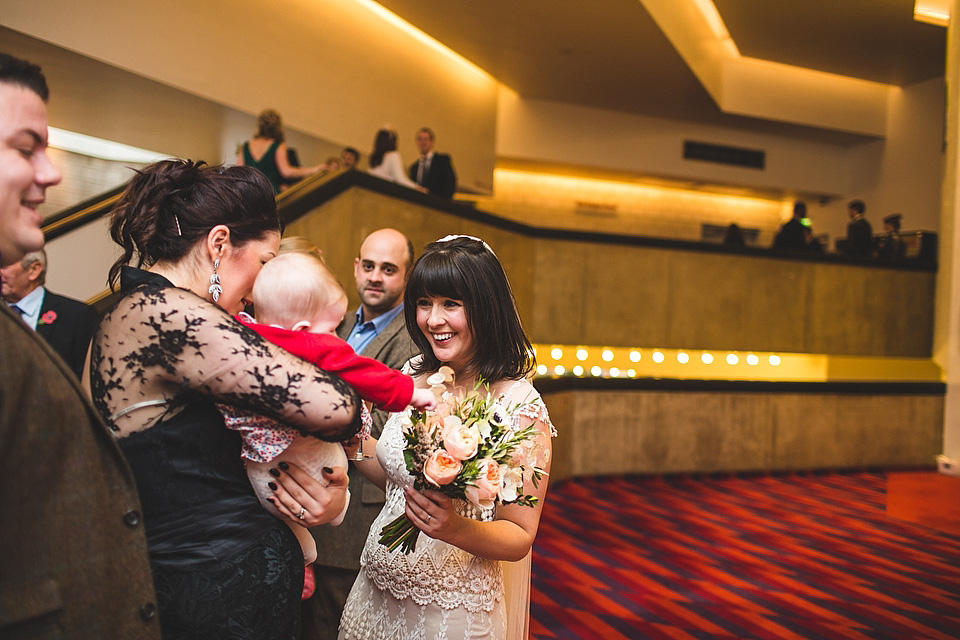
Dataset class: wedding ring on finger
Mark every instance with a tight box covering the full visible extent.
[425,514,432,523]
[297,507,307,520]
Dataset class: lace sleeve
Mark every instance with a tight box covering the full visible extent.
[91,283,359,438]
[502,379,556,474]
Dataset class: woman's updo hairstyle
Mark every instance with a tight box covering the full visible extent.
[107,159,281,289]
[404,235,534,383]
[255,109,285,142]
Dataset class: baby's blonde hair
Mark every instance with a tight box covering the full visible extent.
[253,252,346,329]
[279,236,324,262]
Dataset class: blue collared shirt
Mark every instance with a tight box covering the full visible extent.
[346,303,404,354]
[9,285,45,330]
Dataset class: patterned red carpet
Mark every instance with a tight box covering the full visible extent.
[530,471,960,639]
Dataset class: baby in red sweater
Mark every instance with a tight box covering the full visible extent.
[221,250,435,563]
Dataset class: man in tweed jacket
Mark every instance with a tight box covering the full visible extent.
[306,228,419,639]
[0,53,159,640]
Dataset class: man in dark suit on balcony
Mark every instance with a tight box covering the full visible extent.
[1,248,98,378]
[408,126,457,198]
[842,199,873,257]
[773,201,808,250]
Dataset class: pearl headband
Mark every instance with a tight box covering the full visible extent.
[435,234,496,256]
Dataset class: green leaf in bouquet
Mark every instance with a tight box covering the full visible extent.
[403,449,417,475]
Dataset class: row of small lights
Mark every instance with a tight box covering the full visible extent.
[534,347,782,378]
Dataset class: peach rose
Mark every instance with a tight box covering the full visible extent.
[465,458,502,509]
[442,419,479,461]
[423,449,462,486]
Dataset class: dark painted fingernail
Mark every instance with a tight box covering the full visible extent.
[269,468,280,477]
[268,482,277,491]
[278,461,290,470]
[323,467,333,474]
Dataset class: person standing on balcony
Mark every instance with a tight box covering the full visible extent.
[238,109,327,193]
[842,199,873,256]
[368,127,425,192]
[408,127,456,199]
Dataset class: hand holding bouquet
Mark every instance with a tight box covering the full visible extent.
[379,367,547,554]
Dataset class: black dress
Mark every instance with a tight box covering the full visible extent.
[90,268,360,640]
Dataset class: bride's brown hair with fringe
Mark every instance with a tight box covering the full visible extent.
[403,235,534,383]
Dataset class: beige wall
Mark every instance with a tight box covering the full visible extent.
[4,1,945,238]
[496,79,945,245]
[2,2,944,247]
[526,240,934,357]
[1,26,233,163]
[286,185,935,358]
[1,0,500,193]
[544,389,943,481]
[472,168,788,244]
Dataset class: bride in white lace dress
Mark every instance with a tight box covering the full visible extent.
[339,235,556,640]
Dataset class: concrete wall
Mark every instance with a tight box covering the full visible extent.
[527,240,935,357]
[544,388,944,481]
[286,184,936,357]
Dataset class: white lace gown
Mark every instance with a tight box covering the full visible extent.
[339,380,554,640]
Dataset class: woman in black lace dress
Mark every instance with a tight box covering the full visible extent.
[85,159,361,640]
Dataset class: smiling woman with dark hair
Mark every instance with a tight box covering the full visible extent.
[88,158,361,640]
[340,235,555,640]
[402,235,534,384]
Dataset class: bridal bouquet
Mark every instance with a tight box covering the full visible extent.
[379,366,547,554]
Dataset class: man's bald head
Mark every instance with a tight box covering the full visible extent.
[353,228,414,321]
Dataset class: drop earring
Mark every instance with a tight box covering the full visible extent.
[209,258,222,302]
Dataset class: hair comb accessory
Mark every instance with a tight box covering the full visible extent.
[208,258,222,302]
[435,234,496,256]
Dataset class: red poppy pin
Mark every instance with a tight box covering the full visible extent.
[39,310,57,325]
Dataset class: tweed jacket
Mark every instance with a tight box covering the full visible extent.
[34,289,99,380]
[312,309,420,570]
[0,303,160,639]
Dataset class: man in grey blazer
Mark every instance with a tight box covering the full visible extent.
[306,228,419,639]
[0,53,160,639]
